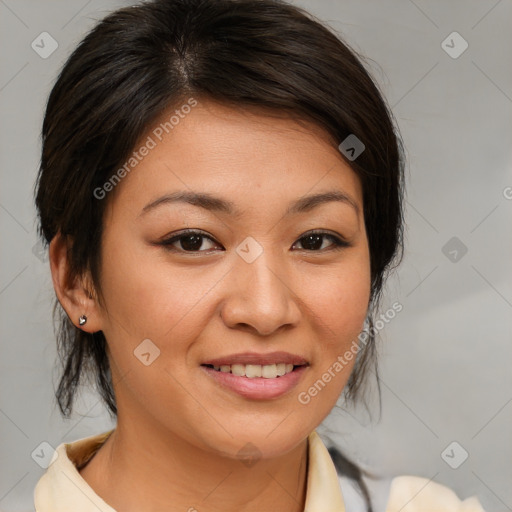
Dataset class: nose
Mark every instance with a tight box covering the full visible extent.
[220,246,302,336]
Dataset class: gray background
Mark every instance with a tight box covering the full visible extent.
[1,1,511,511]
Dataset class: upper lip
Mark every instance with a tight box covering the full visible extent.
[202,351,309,366]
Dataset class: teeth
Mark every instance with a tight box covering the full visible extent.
[245,364,262,378]
[231,364,245,377]
[210,363,297,378]
[262,364,277,378]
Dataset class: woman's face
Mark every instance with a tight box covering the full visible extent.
[94,100,371,459]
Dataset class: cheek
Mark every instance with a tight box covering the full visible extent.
[302,261,371,346]
[99,234,194,331]
[331,272,370,342]
[297,252,370,384]
[98,233,233,365]
[293,265,370,420]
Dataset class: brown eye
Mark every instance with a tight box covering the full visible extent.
[293,231,350,252]
[158,229,350,254]
[160,230,222,253]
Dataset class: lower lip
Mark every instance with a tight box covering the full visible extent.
[200,365,308,400]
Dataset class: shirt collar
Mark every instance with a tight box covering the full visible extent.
[34,429,346,512]
[304,430,346,511]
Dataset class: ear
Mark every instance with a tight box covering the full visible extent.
[49,232,103,333]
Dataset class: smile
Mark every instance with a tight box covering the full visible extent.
[200,363,308,400]
[203,363,303,378]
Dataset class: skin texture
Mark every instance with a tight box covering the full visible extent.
[50,100,371,512]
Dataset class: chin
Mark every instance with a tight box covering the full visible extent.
[201,423,311,462]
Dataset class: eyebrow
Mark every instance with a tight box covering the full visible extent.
[139,190,360,219]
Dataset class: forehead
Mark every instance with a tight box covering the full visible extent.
[105,100,363,219]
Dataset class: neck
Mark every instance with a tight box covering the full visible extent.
[79,416,309,512]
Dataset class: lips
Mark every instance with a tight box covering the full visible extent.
[201,351,308,367]
[201,363,308,400]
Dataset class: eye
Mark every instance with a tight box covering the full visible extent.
[292,230,350,252]
[158,229,350,254]
[159,229,222,253]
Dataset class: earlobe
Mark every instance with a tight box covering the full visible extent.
[48,232,103,333]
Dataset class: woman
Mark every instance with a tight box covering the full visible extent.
[33,0,486,510]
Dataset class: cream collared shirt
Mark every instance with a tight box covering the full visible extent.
[33,430,486,512]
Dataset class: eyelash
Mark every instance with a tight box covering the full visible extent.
[158,229,351,254]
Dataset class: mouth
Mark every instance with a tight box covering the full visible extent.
[199,352,310,400]
[201,363,307,379]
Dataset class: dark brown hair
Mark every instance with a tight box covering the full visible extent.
[34,0,405,508]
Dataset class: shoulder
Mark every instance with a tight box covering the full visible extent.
[34,430,116,512]
[386,475,486,512]
[338,474,486,512]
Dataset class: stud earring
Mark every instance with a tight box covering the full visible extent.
[79,315,87,326]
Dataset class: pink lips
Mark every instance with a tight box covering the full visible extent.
[201,365,308,400]
[200,351,309,400]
